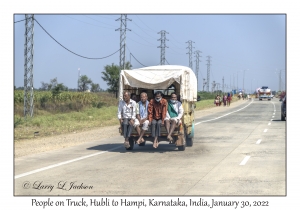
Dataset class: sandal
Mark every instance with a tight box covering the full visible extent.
[124,141,130,148]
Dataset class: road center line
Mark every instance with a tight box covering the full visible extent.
[15,145,123,179]
[195,100,253,125]
[264,129,268,132]
[256,139,262,144]
[240,156,251,165]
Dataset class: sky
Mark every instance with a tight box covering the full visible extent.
[14,14,286,93]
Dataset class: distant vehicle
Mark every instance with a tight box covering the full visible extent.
[258,86,272,101]
[281,96,286,121]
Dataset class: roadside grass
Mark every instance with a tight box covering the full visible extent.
[14,90,241,140]
[14,106,118,140]
[195,96,239,111]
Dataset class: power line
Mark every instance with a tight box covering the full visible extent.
[14,17,32,23]
[169,33,185,46]
[168,47,186,55]
[126,46,146,67]
[165,58,170,65]
[131,30,157,46]
[66,15,115,30]
[84,15,118,28]
[134,15,157,33]
[34,18,120,59]
[127,37,156,48]
[131,20,157,40]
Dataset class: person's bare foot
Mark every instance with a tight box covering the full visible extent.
[167,135,173,143]
[137,138,145,144]
[153,138,158,148]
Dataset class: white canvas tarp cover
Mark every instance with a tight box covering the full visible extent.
[119,65,197,101]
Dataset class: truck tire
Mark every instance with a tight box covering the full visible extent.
[281,113,285,121]
[126,137,135,150]
[186,136,193,146]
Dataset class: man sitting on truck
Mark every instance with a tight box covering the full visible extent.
[165,92,184,144]
[117,91,137,149]
[135,92,150,144]
[148,91,168,148]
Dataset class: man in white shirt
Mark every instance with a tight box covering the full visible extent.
[165,92,184,143]
[117,91,137,148]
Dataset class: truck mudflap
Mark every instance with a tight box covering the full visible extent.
[187,122,194,139]
[175,123,185,146]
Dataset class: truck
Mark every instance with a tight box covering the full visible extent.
[118,65,197,151]
[258,86,272,100]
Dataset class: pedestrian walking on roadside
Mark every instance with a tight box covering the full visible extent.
[227,93,231,106]
[223,95,227,106]
[215,95,220,106]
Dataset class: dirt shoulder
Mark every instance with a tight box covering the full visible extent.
[14,99,249,158]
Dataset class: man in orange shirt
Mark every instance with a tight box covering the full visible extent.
[148,91,168,148]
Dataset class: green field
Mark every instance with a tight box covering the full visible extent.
[14,90,238,140]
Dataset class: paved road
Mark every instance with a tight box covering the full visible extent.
[14,98,286,196]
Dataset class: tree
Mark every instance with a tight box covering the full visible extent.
[124,61,132,70]
[90,83,100,92]
[40,77,58,91]
[101,63,119,96]
[52,83,68,96]
[101,62,132,97]
[78,75,92,92]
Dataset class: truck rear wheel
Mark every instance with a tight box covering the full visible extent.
[186,136,193,146]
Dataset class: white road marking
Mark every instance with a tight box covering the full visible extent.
[270,119,273,121]
[268,122,271,125]
[264,129,268,132]
[195,100,253,125]
[240,156,251,165]
[256,139,262,144]
[272,116,274,118]
[15,145,123,179]
[273,113,275,115]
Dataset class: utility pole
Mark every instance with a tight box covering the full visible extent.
[186,40,195,71]
[212,81,216,93]
[279,69,282,92]
[77,68,81,91]
[24,14,34,118]
[222,76,224,94]
[194,50,202,91]
[158,30,169,65]
[203,78,206,92]
[243,69,248,93]
[206,56,212,92]
[116,14,131,71]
